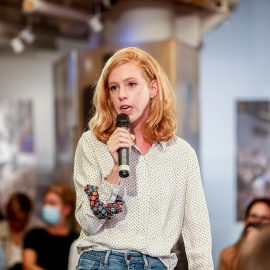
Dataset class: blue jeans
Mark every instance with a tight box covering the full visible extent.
[76,250,167,270]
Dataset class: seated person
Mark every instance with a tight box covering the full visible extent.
[238,223,270,270]
[23,183,79,270]
[0,193,32,270]
[218,198,270,270]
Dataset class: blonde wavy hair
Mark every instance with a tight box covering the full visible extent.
[89,47,177,143]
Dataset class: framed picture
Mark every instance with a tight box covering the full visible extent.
[237,101,270,220]
[0,98,36,213]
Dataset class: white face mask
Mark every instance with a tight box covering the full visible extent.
[42,205,61,225]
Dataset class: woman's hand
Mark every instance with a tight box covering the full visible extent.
[107,127,135,165]
[106,128,135,185]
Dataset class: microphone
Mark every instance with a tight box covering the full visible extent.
[115,113,130,178]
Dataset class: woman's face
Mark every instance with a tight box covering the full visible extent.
[8,211,29,231]
[43,191,65,219]
[245,202,270,225]
[108,62,158,128]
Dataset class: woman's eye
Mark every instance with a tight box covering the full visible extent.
[110,85,117,90]
[129,82,136,87]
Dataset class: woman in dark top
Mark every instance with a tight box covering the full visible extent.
[23,183,78,270]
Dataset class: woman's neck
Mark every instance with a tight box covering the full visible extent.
[131,127,152,155]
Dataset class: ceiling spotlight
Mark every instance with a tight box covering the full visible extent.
[10,37,25,54]
[20,27,35,44]
[88,14,103,33]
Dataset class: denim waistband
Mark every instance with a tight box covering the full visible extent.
[82,250,149,268]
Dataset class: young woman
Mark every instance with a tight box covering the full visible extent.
[74,47,213,270]
[23,184,78,270]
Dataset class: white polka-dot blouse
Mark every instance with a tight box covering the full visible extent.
[73,131,214,270]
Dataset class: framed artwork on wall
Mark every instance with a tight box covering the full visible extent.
[0,98,37,214]
[237,101,270,220]
[53,54,77,185]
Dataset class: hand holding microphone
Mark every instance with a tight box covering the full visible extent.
[107,113,134,181]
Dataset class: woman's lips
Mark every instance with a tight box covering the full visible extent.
[120,105,133,114]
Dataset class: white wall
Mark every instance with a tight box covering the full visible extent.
[200,0,270,267]
[0,50,60,170]
[0,39,88,171]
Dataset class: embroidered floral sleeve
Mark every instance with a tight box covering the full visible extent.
[84,184,125,220]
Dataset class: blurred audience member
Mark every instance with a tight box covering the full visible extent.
[0,193,32,270]
[218,198,270,270]
[0,244,8,270]
[238,223,270,270]
[23,183,79,270]
[0,191,4,221]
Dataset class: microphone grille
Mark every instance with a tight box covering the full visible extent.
[116,113,130,128]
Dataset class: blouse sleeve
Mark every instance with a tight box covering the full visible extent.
[73,132,121,235]
[181,148,214,269]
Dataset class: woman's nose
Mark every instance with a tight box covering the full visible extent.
[119,87,127,100]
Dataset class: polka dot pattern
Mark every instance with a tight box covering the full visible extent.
[73,131,214,270]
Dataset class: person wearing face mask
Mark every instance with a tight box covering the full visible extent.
[23,183,79,270]
[73,47,213,270]
[218,198,270,270]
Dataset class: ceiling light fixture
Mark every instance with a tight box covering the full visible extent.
[22,0,104,34]
[10,37,25,54]
[88,14,103,33]
[88,2,103,33]
[20,27,35,44]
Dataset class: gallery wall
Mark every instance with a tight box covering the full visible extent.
[200,0,270,266]
[0,51,58,170]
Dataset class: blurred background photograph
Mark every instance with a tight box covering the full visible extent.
[237,101,270,220]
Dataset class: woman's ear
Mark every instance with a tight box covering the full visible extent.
[150,79,159,99]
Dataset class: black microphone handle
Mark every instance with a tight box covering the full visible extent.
[118,125,130,178]
[118,147,130,178]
